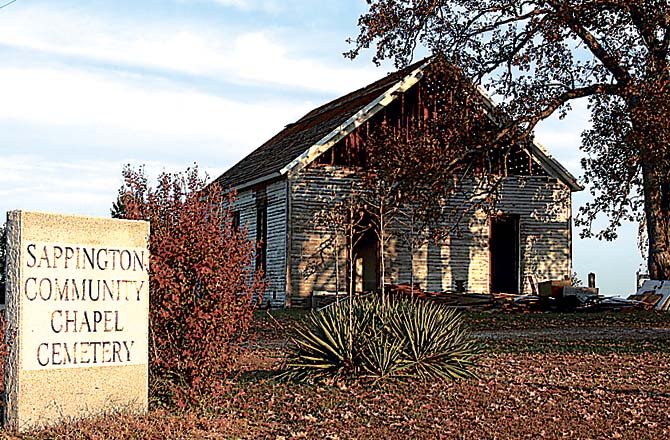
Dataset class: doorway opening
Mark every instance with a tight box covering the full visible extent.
[352,214,379,293]
[490,214,520,294]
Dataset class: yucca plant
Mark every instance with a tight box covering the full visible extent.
[385,298,479,380]
[278,298,374,381]
[360,328,405,379]
[280,295,479,383]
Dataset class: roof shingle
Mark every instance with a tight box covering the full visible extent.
[214,60,426,189]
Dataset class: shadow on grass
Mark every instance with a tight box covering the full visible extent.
[464,310,670,331]
[480,337,670,354]
[236,369,280,383]
[514,380,670,399]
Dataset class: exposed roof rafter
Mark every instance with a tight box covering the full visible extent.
[281,60,429,178]
[215,58,583,192]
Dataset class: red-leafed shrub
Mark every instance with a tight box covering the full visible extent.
[117,165,265,406]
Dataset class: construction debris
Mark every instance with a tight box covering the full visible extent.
[593,297,649,311]
[384,280,659,313]
[629,280,670,311]
[538,280,572,298]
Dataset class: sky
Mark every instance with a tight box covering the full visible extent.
[0,0,645,295]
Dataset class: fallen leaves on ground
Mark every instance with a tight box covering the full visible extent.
[17,311,670,439]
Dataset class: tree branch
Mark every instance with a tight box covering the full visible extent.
[461,7,549,39]
[629,4,655,48]
[490,82,622,147]
[548,0,632,84]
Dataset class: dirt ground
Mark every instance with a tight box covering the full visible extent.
[473,326,670,340]
[17,310,670,439]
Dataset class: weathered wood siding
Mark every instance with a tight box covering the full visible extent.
[390,176,572,293]
[289,166,359,308]
[502,177,572,292]
[290,165,572,305]
[234,188,256,242]
[233,179,287,307]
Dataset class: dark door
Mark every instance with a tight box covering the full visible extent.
[490,215,520,294]
[353,226,379,293]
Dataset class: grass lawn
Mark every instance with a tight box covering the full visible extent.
[10,309,670,439]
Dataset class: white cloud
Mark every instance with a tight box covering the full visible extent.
[535,99,591,177]
[0,61,315,224]
[208,0,279,12]
[0,155,228,219]
[0,7,380,94]
[211,0,249,6]
[0,66,313,157]
[185,0,302,14]
[0,156,123,218]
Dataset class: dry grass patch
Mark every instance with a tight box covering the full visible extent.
[6,310,670,439]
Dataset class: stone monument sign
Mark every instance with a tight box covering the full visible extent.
[3,211,150,432]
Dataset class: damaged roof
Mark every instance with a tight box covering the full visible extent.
[214,58,582,192]
[214,59,426,190]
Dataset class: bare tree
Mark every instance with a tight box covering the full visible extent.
[360,68,506,294]
[348,0,670,279]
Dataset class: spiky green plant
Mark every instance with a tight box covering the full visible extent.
[279,298,375,381]
[360,328,405,379]
[280,295,479,383]
[385,299,478,380]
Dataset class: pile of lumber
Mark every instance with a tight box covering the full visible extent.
[384,282,653,313]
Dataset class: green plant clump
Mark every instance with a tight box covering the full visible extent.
[281,295,479,382]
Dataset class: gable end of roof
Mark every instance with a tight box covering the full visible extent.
[215,57,583,193]
[281,60,430,178]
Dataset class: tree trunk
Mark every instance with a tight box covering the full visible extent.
[379,202,386,308]
[335,236,340,298]
[640,160,670,279]
[348,211,354,357]
[409,242,414,297]
[409,213,414,297]
[632,72,670,280]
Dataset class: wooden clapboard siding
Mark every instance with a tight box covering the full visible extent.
[234,189,256,242]
[266,179,288,307]
[233,179,287,307]
[389,208,490,294]
[289,166,360,308]
[290,165,572,305]
[498,176,572,292]
[390,176,571,294]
